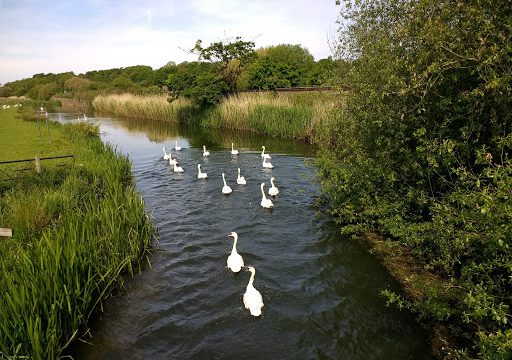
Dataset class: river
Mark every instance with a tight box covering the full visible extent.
[51,113,433,359]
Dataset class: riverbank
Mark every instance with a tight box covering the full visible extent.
[92,91,337,141]
[357,233,464,359]
[0,108,155,359]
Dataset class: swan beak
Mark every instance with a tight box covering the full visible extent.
[227,233,233,237]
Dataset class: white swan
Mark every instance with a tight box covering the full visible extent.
[175,140,182,151]
[163,146,171,160]
[261,146,271,159]
[222,173,232,194]
[243,266,264,316]
[262,157,274,169]
[237,168,246,185]
[83,114,88,120]
[231,143,239,155]
[203,145,210,156]
[173,162,184,173]
[168,153,178,166]
[260,183,274,208]
[197,164,207,179]
[227,232,244,273]
[268,177,279,196]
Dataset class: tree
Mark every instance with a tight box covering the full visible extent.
[37,82,58,100]
[190,37,255,94]
[124,65,153,85]
[0,86,12,97]
[64,76,92,93]
[317,1,512,357]
[247,44,317,89]
[152,63,178,89]
[248,57,296,90]
[107,76,137,93]
[166,62,228,106]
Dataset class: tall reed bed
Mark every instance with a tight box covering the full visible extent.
[0,121,155,359]
[92,92,339,141]
[207,92,337,139]
[93,93,191,121]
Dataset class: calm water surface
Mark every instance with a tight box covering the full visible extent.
[52,114,433,359]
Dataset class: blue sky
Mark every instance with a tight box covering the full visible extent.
[0,0,340,85]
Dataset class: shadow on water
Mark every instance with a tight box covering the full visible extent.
[50,113,433,360]
[299,220,432,359]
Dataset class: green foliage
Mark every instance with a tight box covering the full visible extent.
[0,85,12,97]
[249,44,314,89]
[4,72,73,99]
[248,57,297,89]
[166,62,229,106]
[317,0,512,357]
[64,76,92,93]
[190,37,256,94]
[0,116,154,359]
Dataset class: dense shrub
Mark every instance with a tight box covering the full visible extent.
[316,1,512,357]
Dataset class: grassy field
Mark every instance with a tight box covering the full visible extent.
[92,91,339,141]
[0,108,155,359]
[0,110,73,161]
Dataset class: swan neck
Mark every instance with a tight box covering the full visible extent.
[260,184,266,198]
[271,178,274,186]
[231,234,238,252]
[222,174,227,186]
[248,270,255,287]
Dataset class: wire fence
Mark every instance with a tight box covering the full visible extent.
[0,155,74,182]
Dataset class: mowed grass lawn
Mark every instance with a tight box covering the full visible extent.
[0,108,73,162]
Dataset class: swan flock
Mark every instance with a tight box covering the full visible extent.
[161,142,280,316]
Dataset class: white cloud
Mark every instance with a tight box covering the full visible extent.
[0,0,339,84]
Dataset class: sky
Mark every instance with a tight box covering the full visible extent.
[0,0,340,85]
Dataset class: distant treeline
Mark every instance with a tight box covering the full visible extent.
[0,44,343,102]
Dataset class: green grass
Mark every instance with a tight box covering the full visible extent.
[0,108,73,161]
[0,108,155,359]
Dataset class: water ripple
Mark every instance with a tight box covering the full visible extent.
[67,117,434,360]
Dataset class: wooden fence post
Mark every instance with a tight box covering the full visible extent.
[0,228,12,237]
[35,156,41,173]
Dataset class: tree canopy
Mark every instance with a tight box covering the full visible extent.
[189,37,256,94]
[317,1,512,357]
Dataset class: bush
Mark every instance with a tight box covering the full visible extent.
[317,1,512,357]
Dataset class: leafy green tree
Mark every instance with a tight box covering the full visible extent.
[248,57,296,89]
[246,44,318,89]
[64,76,92,93]
[124,65,153,85]
[166,62,228,105]
[308,57,342,86]
[190,37,255,94]
[37,82,58,100]
[107,76,136,93]
[152,62,177,89]
[0,86,12,97]
[318,1,512,357]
